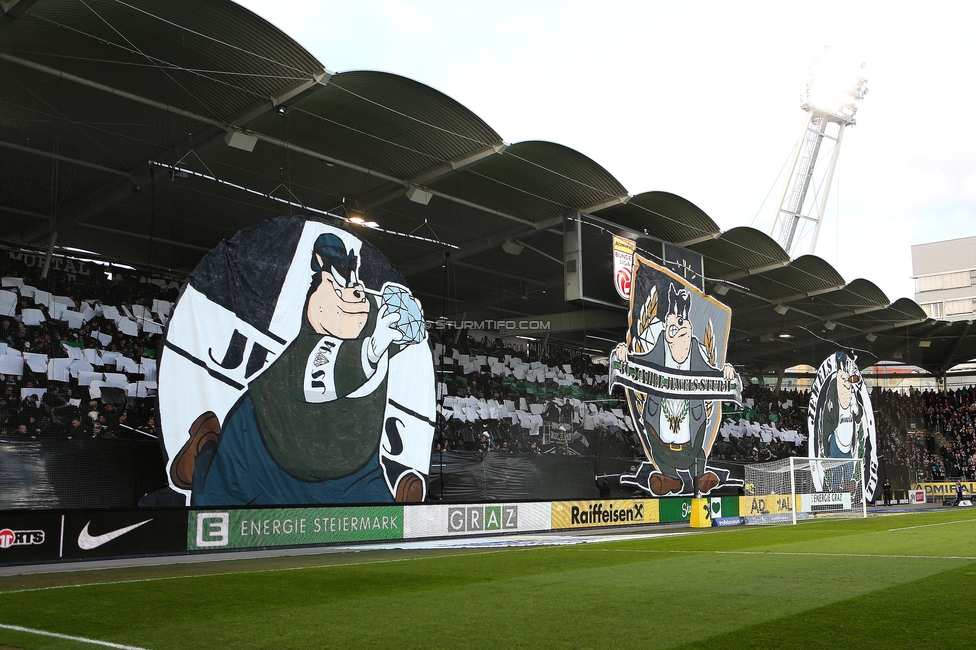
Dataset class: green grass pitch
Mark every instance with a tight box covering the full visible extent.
[1,509,974,649]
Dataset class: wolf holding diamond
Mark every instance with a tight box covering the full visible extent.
[159,217,435,507]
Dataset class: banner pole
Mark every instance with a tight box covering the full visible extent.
[861,456,868,518]
[790,456,797,525]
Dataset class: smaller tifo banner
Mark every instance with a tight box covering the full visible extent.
[551,499,659,530]
[188,506,403,550]
[911,482,975,497]
[0,512,62,565]
[403,502,550,538]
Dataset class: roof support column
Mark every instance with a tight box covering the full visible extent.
[40,231,57,279]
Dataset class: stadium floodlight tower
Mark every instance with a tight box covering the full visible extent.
[769,47,868,257]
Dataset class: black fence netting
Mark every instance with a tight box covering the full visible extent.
[0,434,167,510]
[426,450,747,503]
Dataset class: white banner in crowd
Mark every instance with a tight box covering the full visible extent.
[0,290,16,317]
[23,352,48,373]
[48,357,71,383]
[21,308,44,326]
[0,354,24,376]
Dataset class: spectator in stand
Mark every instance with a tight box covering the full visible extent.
[87,402,100,426]
[67,416,87,439]
[41,386,67,411]
[139,416,157,437]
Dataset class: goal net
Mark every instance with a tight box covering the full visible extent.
[742,457,866,524]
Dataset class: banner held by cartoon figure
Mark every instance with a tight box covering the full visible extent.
[610,254,742,497]
[807,351,878,501]
[158,216,435,507]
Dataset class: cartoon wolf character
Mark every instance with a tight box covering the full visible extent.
[617,283,738,496]
[812,351,867,492]
[171,232,428,505]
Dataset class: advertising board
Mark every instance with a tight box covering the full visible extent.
[61,510,187,560]
[0,513,61,564]
[403,502,550,538]
[188,506,404,550]
[551,499,659,530]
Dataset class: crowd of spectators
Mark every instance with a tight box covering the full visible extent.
[0,251,175,441]
[711,385,808,463]
[710,383,976,480]
[918,387,976,480]
[5,247,976,486]
[428,328,641,462]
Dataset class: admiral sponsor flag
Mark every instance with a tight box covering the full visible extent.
[610,254,742,497]
[808,351,878,501]
[159,217,436,507]
[612,235,635,301]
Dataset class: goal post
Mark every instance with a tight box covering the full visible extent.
[743,457,867,524]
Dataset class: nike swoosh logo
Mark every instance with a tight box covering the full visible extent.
[77,519,153,550]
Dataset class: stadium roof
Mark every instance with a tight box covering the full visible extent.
[2,0,975,377]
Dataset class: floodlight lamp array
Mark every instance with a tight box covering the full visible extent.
[802,47,868,124]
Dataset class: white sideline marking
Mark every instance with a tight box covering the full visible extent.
[0,532,686,595]
[0,549,511,595]
[602,548,976,561]
[0,623,148,649]
[339,531,687,551]
[888,518,976,532]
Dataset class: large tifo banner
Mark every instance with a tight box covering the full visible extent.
[807,351,878,501]
[159,217,436,507]
[610,254,742,497]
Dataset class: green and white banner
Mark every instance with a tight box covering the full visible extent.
[188,506,404,550]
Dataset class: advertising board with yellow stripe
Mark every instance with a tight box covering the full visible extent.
[552,499,659,529]
[740,494,797,519]
[911,482,974,498]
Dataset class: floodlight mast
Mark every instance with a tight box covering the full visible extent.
[769,49,868,257]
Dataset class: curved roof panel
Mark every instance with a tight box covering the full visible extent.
[490,140,629,211]
[734,254,846,304]
[424,140,629,228]
[690,226,790,280]
[2,1,968,376]
[4,0,324,119]
[835,278,891,310]
[252,71,504,181]
[595,191,719,245]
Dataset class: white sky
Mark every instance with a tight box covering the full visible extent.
[237,0,976,302]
